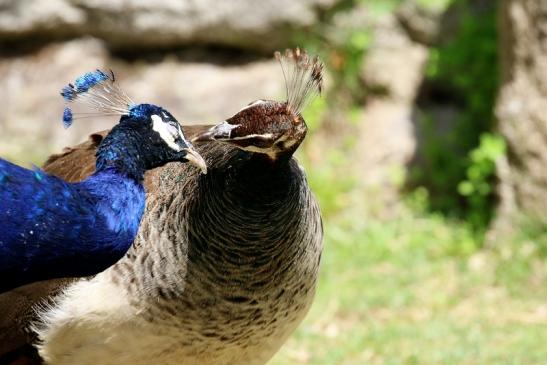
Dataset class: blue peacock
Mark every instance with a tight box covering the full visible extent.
[0,70,207,293]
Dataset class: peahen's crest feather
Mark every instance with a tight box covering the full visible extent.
[274,48,324,115]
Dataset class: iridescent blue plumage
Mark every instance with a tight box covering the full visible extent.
[74,70,109,92]
[0,159,145,291]
[61,84,77,101]
[60,71,110,102]
[60,69,132,126]
[0,70,205,292]
[62,107,73,128]
[129,103,156,119]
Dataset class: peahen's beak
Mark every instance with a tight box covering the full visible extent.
[183,147,207,174]
[192,121,237,143]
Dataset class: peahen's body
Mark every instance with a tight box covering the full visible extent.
[0,49,323,365]
[0,71,206,293]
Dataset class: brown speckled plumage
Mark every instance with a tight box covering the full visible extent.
[113,140,322,363]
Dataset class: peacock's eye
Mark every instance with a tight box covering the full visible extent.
[166,123,180,137]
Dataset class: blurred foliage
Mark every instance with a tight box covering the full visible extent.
[299,97,357,219]
[417,0,453,11]
[302,147,357,218]
[411,0,501,231]
[458,133,506,229]
[297,0,503,233]
[293,0,398,103]
[302,97,328,133]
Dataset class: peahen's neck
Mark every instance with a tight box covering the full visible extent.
[95,126,149,182]
[187,148,308,267]
[236,151,299,196]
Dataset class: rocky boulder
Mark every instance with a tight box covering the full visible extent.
[494,0,547,227]
[0,0,339,52]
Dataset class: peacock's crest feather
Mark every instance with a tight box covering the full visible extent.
[60,69,134,128]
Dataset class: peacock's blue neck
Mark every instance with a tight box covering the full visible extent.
[95,125,149,182]
[80,168,146,234]
[0,157,147,291]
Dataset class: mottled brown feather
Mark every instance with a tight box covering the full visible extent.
[0,279,71,363]
[42,132,106,183]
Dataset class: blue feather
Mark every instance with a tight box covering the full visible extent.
[0,158,145,292]
[129,104,161,119]
[63,107,73,128]
[74,70,109,92]
[60,69,131,128]
[60,83,76,101]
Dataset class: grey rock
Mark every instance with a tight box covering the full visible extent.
[360,15,428,102]
[494,0,547,228]
[396,0,449,46]
[355,14,427,195]
[0,0,340,51]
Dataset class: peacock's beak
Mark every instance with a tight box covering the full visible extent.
[183,147,207,174]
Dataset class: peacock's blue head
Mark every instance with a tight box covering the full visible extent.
[60,70,207,174]
[121,103,206,172]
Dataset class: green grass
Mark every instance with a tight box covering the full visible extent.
[270,155,547,364]
[270,209,547,364]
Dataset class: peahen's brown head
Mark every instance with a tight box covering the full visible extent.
[193,48,323,160]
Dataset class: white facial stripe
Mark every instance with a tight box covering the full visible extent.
[177,125,190,145]
[238,99,266,112]
[240,145,278,160]
[237,132,299,160]
[231,133,274,141]
[151,114,181,151]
